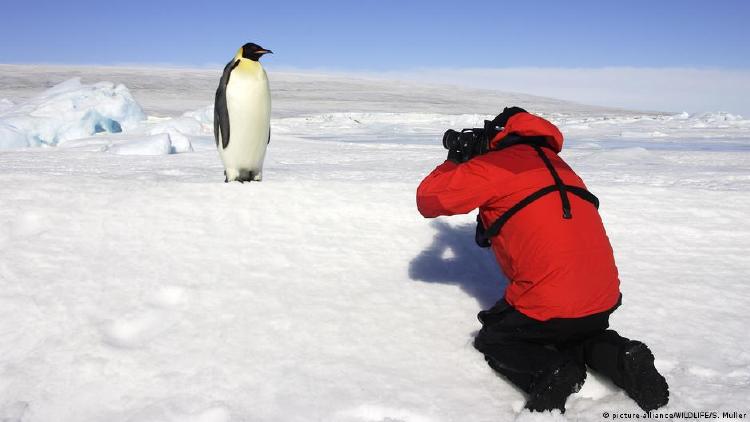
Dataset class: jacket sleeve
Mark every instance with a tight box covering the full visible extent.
[416,159,497,218]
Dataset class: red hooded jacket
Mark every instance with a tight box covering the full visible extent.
[416,112,620,321]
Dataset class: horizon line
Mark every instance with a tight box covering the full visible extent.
[2,62,750,73]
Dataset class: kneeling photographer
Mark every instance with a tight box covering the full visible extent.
[416,107,668,413]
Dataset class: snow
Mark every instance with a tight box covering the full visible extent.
[0,78,145,149]
[0,65,749,422]
[0,98,13,113]
[105,133,173,156]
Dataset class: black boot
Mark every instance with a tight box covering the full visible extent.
[619,341,669,411]
[525,360,586,413]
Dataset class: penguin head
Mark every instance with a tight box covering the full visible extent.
[238,43,273,61]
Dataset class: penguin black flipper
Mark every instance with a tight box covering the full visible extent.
[267,127,271,144]
[214,59,240,149]
[213,97,223,148]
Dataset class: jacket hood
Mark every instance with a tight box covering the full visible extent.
[488,112,564,153]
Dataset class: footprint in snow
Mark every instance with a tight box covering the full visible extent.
[101,286,189,349]
[148,285,189,309]
[102,308,177,349]
[7,212,48,238]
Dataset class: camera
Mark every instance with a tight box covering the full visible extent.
[442,126,491,163]
[441,107,529,163]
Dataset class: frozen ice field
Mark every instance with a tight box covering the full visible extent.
[0,64,748,421]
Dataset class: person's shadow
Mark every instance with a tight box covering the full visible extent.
[409,219,508,309]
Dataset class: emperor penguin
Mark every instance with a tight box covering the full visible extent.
[214,42,272,182]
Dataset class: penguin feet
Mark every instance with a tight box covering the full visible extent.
[241,169,261,182]
[224,168,262,183]
[224,168,241,183]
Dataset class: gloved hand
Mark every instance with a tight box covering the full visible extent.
[447,147,465,164]
[475,214,491,248]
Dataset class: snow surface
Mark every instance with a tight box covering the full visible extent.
[0,66,749,421]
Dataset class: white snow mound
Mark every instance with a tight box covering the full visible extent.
[147,117,200,153]
[58,133,173,155]
[0,78,145,149]
[106,133,173,155]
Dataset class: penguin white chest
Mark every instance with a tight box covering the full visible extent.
[221,63,271,181]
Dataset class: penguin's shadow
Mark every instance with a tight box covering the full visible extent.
[409,220,508,309]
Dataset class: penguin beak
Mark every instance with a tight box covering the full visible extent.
[259,49,273,55]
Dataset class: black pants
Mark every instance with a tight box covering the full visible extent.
[473,296,632,393]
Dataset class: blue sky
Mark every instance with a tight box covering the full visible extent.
[2,0,748,70]
[2,0,749,114]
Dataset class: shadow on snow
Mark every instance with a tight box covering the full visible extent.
[409,219,508,310]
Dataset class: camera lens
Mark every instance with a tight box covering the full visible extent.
[458,131,475,148]
[442,129,460,150]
